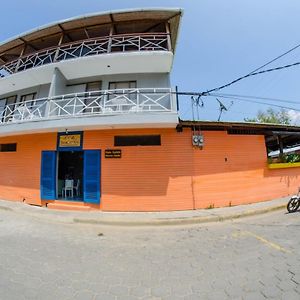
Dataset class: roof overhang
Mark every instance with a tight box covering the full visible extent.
[0,8,182,58]
[179,120,300,151]
[178,119,300,135]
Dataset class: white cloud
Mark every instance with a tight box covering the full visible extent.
[288,110,300,125]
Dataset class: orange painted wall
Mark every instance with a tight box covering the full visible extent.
[0,128,299,211]
[0,133,56,205]
[84,128,194,211]
[192,131,300,209]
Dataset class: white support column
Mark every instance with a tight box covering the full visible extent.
[165,22,172,52]
[15,44,26,73]
[108,25,114,53]
[47,68,68,117]
[54,33,64,62]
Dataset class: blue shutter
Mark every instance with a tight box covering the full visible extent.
[83,150,101,204]
[41,151,57,200]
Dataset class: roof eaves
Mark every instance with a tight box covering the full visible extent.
[0,7,183,48]
[179,119,300,131]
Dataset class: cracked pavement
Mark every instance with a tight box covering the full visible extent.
[0,208,299,299]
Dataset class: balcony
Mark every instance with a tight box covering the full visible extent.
[0,88,176,127]
[0,33,170,78]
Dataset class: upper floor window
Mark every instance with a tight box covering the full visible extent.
[86,81,102,93]
[18,93,37,113]
[0,95,17,122]
[108,81,137,102]
[109,81,137,90]
[85,82,102,113]
[20,92,36,104]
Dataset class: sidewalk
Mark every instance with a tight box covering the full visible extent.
[0,197,289,226]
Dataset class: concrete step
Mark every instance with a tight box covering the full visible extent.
[46,202,93,211]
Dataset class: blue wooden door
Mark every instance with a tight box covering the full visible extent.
[41,151,57,200]
[83,150,101,204]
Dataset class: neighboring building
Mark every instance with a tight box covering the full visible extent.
[268,145,300,158]
[0,9,299,211]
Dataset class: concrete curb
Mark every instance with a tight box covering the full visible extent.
[0,199,288,227]
[73,204,287,227]
[0,205,13,212]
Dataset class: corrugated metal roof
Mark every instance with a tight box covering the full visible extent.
[179,119,300,132]
[269,145,300,157]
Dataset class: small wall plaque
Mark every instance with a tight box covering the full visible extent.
[105,149,121,158]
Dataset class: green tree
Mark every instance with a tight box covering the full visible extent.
[244,108,291,125]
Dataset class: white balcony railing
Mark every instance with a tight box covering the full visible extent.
[0,33,170,77]
[0,88,175,125]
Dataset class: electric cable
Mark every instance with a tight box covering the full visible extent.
[210,92,300,105]
[202,41,300,94]
[202,61,300,95]
[207,94,300,112]
[247,42,300,75]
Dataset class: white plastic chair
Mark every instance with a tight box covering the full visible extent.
[74,179,80,197]
[62,179,74,198]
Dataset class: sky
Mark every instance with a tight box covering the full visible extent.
[1,0,300,123]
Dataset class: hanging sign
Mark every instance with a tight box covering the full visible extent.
[60,134,81,147]
[105,149,122,158]
[57,131,83,150]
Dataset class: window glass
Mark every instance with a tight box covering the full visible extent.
[85,82,102,113]
[3,95,17,122]
[20,93,36,102]
[114,135,161,146]
[0,99,6,120]
[109,81,136,90]
[20,93,36,110]
[108,81,137,104]
[86,81,102,92]
[0,143,17,152]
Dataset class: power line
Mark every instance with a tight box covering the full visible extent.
[210,92,300,105]
[203,61,300,94]
[175,41,300,109]
[176,89,300,113]
[175,61,300,100]
[208,94,300,112]
[247,42,300,75]
[202,42,300,94]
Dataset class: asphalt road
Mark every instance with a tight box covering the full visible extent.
[0,208,299,300]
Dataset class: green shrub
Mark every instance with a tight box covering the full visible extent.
[281,153,300,163]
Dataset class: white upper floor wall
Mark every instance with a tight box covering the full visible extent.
[0,8,182,95]
[0,8,182,134]
[0,71,171,100]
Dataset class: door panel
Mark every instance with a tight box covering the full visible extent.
[41,151,57,200]
[83,150,101,204]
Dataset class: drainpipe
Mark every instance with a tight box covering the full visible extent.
[175,86,179,112]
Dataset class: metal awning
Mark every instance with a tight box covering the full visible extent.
[270,131,300,136]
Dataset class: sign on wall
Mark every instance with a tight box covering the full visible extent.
[57,132,83,150]
[105,149,122,158]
